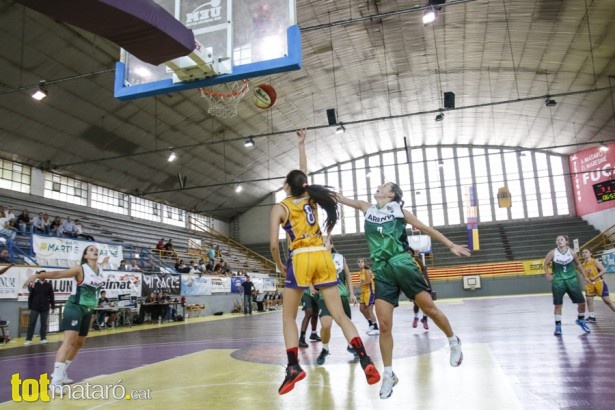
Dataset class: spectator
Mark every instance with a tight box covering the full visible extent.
[4,207,16,227]
[164,239,176,258]
[205,260,214,273]
[207,244,216,265]
[74,220,95,241]
[25,271,55,345]
[118,260,129,271]
[96,290,116,329]
[189,262,201,275]
[16,209,33,232]
[61,216,76,238]
[174,259,190,273]
[32,212,51,235]
[0,249,12,264]
[0,215,17,242]
[129,260,142,272]
[241,276,254,315]
[50,216,63,236]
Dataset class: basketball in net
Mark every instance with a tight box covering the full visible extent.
[199,80,249,118]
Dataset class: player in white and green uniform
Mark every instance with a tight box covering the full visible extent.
[23,245,108,392]
[338,182,471,399]
[315,242,358,365]
[543,235,590,336]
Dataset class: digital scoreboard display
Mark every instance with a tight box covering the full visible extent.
[593,180,615,203]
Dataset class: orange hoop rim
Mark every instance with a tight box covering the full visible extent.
[199,79,249,98]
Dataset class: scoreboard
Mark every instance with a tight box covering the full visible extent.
[593,180,615,203]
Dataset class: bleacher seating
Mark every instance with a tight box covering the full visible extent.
[1,190,276,274]
[250,216,602,269]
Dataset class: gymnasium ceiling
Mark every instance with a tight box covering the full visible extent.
[0,0,614,221]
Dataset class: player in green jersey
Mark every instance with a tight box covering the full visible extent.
[338,182,471,399]
[23,245,108,393]
[543,234,591,336]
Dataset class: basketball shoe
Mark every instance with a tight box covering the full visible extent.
[449,336,463,367]
[412,317,419,328]
[316,348,330,365]
[421,317,429,330]
[278,364,306,395]
[359,355,381,385]
[379,372,399,399]
[554,324,562,336]
[575,319,590,333]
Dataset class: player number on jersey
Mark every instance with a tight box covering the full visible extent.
[303,204,316,226]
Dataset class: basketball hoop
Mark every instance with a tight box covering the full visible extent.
[199,80,249,118]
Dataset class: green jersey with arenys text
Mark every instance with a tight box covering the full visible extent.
[551,248,578,281]
[364,201,407,263]
[67,263,105,308]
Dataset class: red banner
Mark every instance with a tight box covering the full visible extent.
[569,142,615,216]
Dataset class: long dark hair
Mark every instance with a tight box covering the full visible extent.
[80,245,95,265]
[285,169,339,233]
[389,182,405,207]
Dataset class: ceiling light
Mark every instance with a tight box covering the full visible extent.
[545,98,557,107]
[32,81,48,101]
[423,8,436,25]
[244,137,255,147]
[435,112,444,122]
[235,184,243,193]
[336,124,346,135]
[167,149,176,162]
[599,142,609,152]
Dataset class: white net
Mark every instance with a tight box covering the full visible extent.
[199,80,249,118]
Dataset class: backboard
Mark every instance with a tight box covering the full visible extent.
[114,0,301,100]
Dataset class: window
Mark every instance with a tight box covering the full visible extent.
[91,185,129,215]
[132,196,160,222]
[0,160,31,193]
[43,172,87,206]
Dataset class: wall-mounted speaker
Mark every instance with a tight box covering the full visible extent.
[326,108,337,125]
[444,92,455,109]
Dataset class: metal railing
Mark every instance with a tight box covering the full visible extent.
[581,224,615,255]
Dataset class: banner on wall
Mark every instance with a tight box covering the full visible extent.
[602,249,615,273]
[569,142,615,216]
[210,277,231,293]
[0,267,142,300]
[142,273,181,296]
[31,235,124,267]
[181,274,212,296]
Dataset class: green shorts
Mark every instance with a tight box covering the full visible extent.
[372,253,430,307]
[301,293,319,312]
[62,301,93,337]
[317,295,351,319]
[552,277,585,305]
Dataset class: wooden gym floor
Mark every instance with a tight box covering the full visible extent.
[0,293,614,410]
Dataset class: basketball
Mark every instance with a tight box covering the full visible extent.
[252,84,277,109]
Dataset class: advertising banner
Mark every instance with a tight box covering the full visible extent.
[569,142,615,216]
[181,274,213,296]
[210,277,231,294]
[142,273,181,296]
[31,235,124,268]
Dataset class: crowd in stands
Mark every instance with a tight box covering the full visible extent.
[0,206,95,241]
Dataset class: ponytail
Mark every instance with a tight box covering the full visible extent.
[285,169,339,233]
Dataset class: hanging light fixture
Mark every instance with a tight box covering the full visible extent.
[32,81,48,101]
[167,149,176,162]
[599,142,609,152]
[235,184,243,193]
[244,137,255,147]
[435,112,444,122]
[335,124,346,134]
